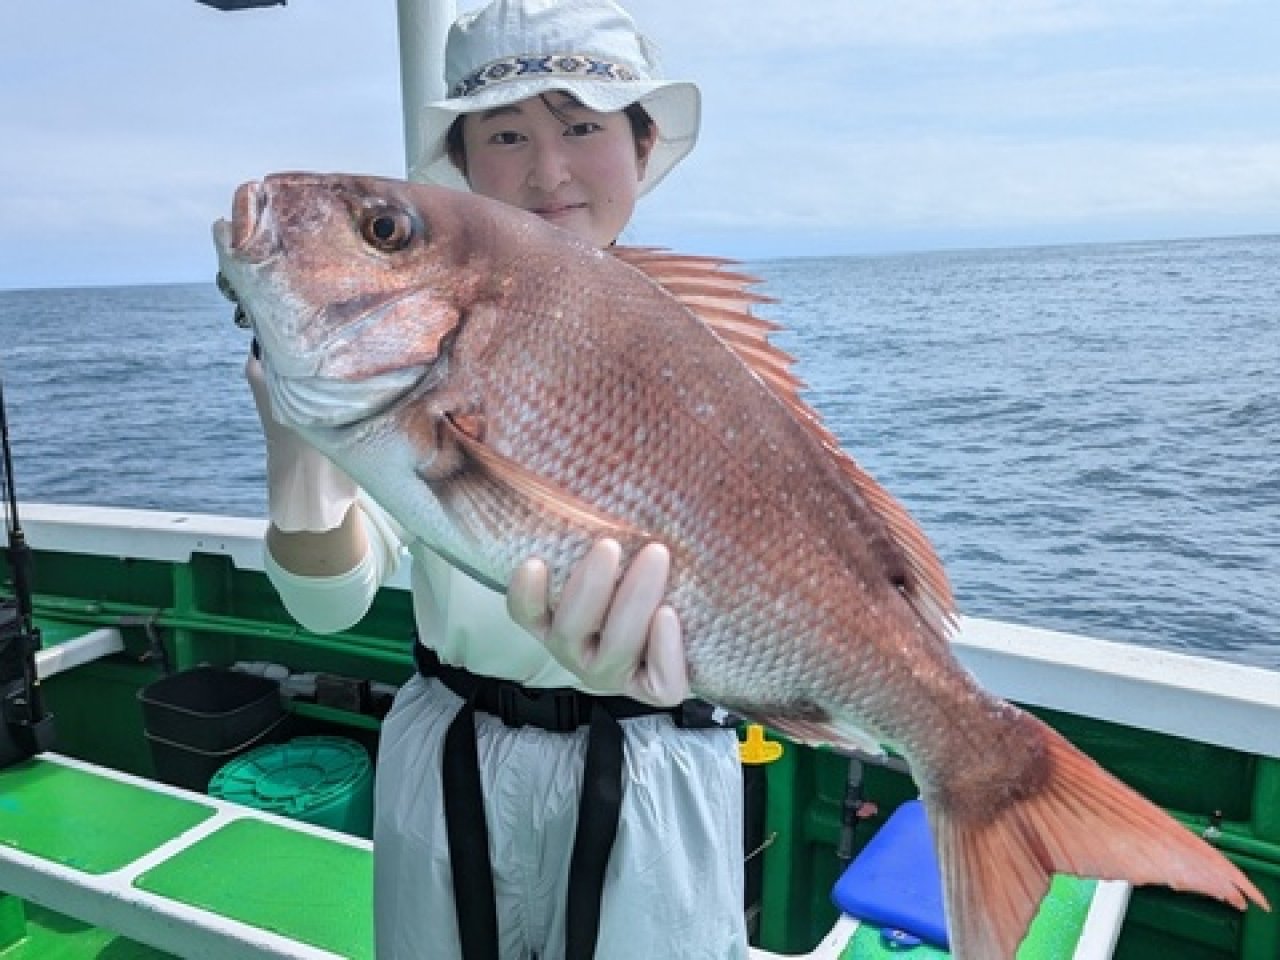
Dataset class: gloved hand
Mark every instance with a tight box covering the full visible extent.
[507,539,690,707]
[245,351,358,534]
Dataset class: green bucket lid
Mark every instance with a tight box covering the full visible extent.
[209,736,371,821]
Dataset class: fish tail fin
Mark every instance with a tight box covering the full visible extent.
[931,715,1269,960]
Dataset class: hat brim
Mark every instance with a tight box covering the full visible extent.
[410,78,700,196]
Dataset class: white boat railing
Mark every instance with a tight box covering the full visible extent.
[955,615,1280,760]
[18,503,1280,760]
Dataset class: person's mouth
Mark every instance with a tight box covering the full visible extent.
[532,202,587,222]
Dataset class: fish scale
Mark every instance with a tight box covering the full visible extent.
[464,273,861,705]
[213,171,1267,960]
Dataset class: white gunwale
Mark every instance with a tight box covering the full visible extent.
[20,502,1280,761]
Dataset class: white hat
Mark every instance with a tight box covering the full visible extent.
[411,0,700,195]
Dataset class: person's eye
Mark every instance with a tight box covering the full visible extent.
[564,121,603,138]
[488,130,525,146]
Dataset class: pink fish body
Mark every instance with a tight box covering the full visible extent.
[214,172,1267,958]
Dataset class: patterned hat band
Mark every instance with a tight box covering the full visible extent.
[450,53,642,99]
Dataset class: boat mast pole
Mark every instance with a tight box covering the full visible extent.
[397,0,456,179]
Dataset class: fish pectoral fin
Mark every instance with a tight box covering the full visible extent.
[432,413,645,543]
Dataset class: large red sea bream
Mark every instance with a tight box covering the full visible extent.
[213,172,1267,959]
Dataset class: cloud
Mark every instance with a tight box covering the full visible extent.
[644,0,1251,56]
[645,135,1280,241]
[2,0,1277,285]
[623,0,1280,254]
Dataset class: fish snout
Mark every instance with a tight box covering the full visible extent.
[212,179,280,272]
[224,179,279,262]
[212,180,283,334]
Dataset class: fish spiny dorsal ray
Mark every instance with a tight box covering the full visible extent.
[613,246,958,641]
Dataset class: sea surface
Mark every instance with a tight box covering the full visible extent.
[1,235,1277,670]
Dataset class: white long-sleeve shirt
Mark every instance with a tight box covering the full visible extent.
[264,492,590,689]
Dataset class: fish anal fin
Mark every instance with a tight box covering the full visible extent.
[740,702,886,759]
[932,715,1269,959]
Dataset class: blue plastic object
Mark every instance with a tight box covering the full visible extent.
[831,799,949,950]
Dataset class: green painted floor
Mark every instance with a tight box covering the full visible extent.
[0,760,214,874]
[840,875,1098,958]
[134,818,374,959]
[1,756,1098,960]
[0,898,176,959]
[1,758,373,958]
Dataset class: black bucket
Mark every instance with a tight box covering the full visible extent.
[139,666,285,792]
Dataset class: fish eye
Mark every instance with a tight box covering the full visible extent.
[360,207,415,252]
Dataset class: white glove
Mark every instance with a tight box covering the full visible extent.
[245,352,358,534]
[507,539,691,707]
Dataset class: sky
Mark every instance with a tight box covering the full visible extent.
[2,0,1278,289]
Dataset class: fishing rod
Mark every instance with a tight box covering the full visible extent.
[0,375,55,768]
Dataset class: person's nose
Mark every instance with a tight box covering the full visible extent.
[526,138,571,192]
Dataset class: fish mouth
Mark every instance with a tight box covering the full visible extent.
[212,181,267,331]
[215,269,252,329]
[212,180,291,360]
[213,180,278,265]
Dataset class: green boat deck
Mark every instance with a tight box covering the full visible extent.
[0,760,214,875]
[0,754,374,959]
[0,752,1124,960]
[3,616,1125,959]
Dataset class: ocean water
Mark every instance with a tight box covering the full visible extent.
[1,235,1277,670]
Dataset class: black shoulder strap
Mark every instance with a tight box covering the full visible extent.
[565,706,625,960]
[442,697,500,960]
[437,668,626,960]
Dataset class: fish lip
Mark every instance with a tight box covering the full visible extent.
[212,180,278,268]
[230,180,265,253]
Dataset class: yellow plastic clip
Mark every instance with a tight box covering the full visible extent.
[739,724,784,765]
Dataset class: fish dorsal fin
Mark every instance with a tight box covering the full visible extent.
[612,246,958,639]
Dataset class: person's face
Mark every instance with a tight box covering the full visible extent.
[458,92,653,248]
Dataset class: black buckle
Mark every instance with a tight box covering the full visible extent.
[493,683,586,731]
[495,685,523,728]
[553,690,586,730]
